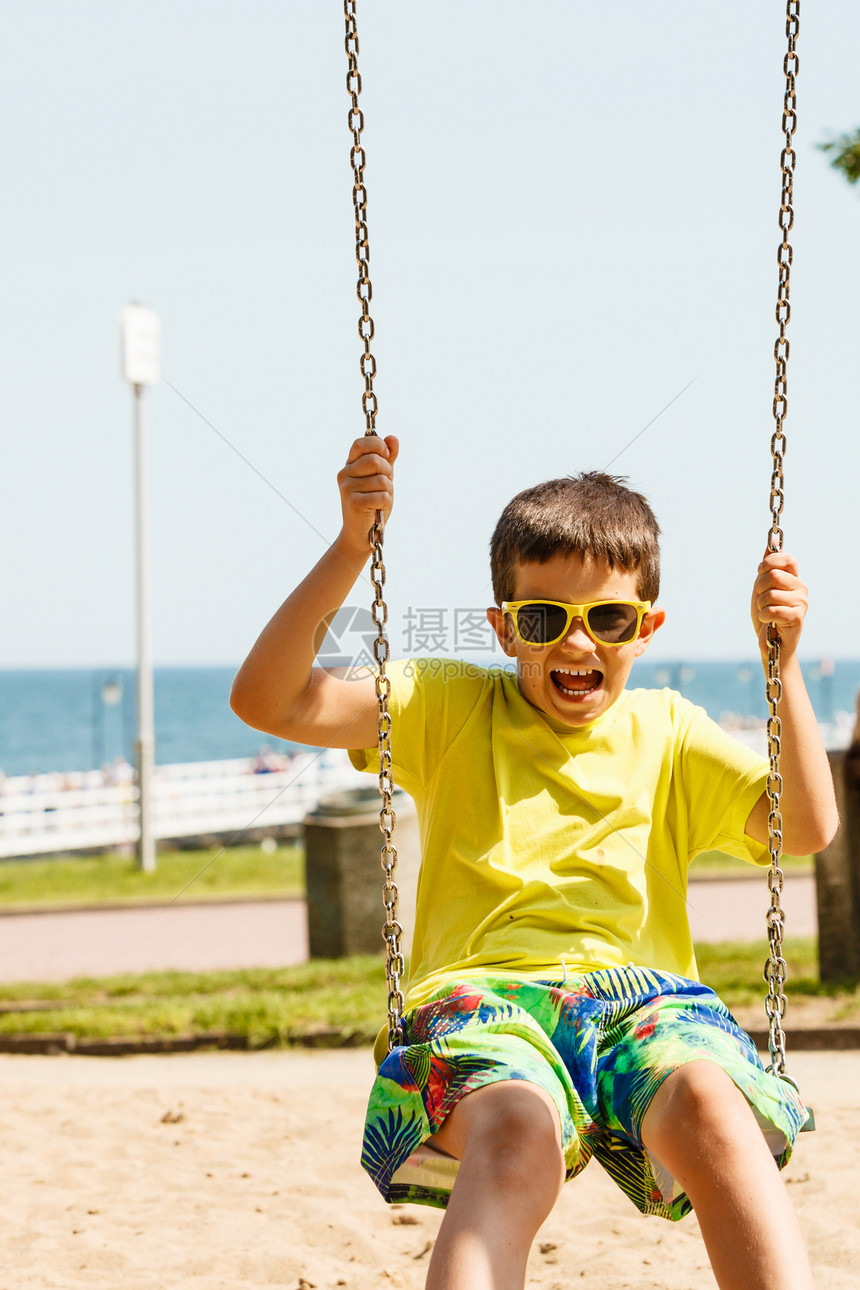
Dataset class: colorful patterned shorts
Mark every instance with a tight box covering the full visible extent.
[362,966,807,1221]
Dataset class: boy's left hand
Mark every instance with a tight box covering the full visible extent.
[750,550,808,660]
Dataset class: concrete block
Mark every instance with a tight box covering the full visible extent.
[304,786,419,960]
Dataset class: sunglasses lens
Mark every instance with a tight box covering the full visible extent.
[515,603,568,644]
[586,603,639,643]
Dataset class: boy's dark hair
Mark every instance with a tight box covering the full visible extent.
[490,472,661,605]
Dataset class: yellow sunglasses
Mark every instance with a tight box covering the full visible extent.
[501,599,652,648]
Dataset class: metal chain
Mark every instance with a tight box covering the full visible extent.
[345,0,802,1066]
[764,0,799,1078]
[344,0,405,1052]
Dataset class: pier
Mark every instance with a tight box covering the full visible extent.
[0,751,363,860]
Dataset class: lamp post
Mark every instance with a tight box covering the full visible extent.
[118,303,160,873]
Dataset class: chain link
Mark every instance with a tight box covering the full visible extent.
[764,0,799,1078]
[344,0,405,1052]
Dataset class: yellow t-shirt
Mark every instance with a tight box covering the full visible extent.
[349,659,769,1012]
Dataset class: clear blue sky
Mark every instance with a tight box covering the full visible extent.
[2,1,858,667]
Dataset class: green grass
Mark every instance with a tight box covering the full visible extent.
[0,957,386,1046]
[0,940,856,1048]
[692,850,812,876]
[0,843,305,908]
[697,938,822,1006]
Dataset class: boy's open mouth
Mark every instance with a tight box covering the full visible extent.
[551,668,603,698]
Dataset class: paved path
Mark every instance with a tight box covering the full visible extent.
[687,872,816,944]
[0,898,308,983]
[0,873,817,985]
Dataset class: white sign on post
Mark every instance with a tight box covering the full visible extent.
[119,304,161,386]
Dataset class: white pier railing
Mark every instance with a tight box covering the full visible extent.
[0,752,364,860]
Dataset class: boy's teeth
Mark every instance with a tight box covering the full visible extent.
[552,668,602,696]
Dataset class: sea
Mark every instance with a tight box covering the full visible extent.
[1,660,858,779]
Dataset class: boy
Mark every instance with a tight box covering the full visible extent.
[231,435,837,1290]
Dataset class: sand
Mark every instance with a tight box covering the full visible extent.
[0,1047,857,1290]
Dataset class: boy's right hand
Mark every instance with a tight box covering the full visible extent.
[336,434,399,559]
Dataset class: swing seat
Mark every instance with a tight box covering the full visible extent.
[777,1072,816,1133]
[390,1141,460,1198]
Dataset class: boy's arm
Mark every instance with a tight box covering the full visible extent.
[744,550,839,855]
[230,435,399,750]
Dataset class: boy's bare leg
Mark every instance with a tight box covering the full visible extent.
[641,1059,815,1290]
[424,1080,566,1290]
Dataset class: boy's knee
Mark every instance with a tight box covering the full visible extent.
[436,1079,564,1189]
[478,1083,561,1152]
[642,1060,755,1155]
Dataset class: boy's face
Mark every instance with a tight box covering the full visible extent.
[487,553,665,728]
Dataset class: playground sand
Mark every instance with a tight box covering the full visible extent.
[0,1047,856,1289]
